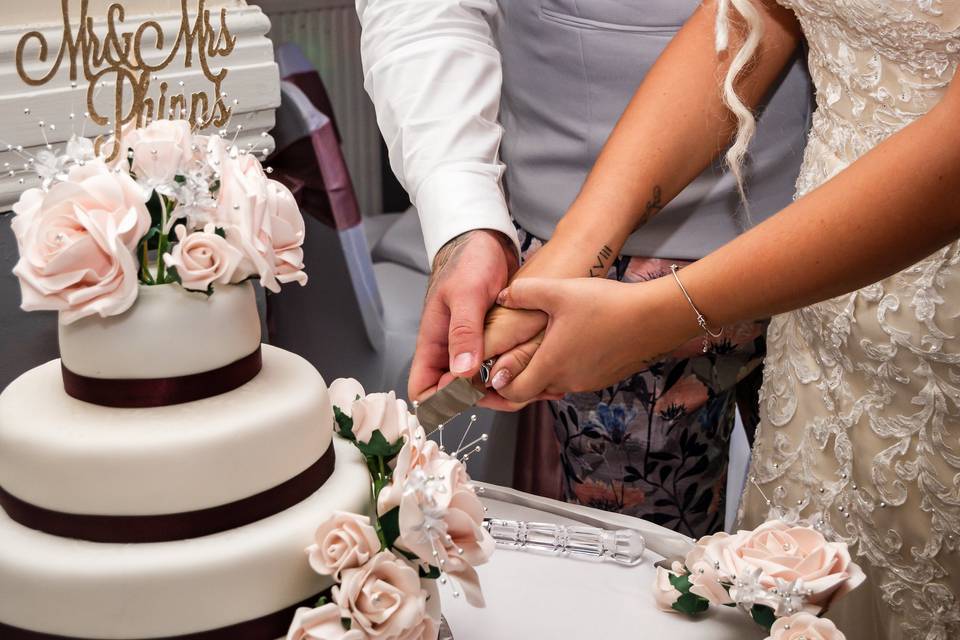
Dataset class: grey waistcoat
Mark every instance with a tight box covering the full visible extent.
[493,0,812,259]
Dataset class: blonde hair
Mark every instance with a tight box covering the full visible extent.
[714,0,764,223]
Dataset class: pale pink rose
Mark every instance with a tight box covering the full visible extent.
[768,612,846,640]
[163,224,242,293]
[100,121,137,172]
[377,426,442,515]
[697,521,865,614]
[684,532,735,605]
[329,378,366,417]
[307,512,381,580]
[213,145,308,292]
[653,565,683,612]
[213,151,275,285]
[350,392,410,445]
[286,604,366,640]
[9,187,44,249]
[122,119,195,186]
[334,551,434,640]
[265,179,307,287]
[379,437,494,607]
[12,162,150,323]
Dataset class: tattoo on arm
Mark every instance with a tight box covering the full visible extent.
[585,185,665,278]
[637,185,665,229]
[428,231,473,294]
[588,244,614,278]
[428,229,518,295]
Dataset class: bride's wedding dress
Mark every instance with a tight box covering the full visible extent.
[738,2,960,639]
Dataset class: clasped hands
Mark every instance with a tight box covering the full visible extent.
[408,230,698,410]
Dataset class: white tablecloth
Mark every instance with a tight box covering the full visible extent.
[440,487,762,640]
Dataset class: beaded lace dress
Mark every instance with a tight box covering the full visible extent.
[738,2,960,639]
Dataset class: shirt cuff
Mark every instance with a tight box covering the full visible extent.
[415,169,521,267]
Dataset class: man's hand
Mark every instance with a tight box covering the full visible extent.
[408,229,519,402]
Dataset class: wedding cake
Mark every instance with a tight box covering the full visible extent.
[0,4,497,637]
[0,98,378,634]
[0,281,373,638]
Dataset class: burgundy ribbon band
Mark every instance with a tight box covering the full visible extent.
[61,347,264,408]
[0,445,336,543]
[0,589,331,640]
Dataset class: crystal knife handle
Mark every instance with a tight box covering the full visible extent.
[482,518,645,566]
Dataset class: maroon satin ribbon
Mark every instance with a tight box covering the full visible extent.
[61,347,263,408]
[0,589,330,640]
[0,445,335,543]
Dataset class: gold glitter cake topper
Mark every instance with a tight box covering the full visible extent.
[15,0,237,161]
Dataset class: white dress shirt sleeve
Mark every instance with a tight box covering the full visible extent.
[356,0,520,265]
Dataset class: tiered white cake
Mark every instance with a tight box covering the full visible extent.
[0,283,369,639]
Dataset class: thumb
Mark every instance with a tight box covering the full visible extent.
[496,278,561,313]
[447,290,489,376]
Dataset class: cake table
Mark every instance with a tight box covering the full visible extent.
[441,486,763,640]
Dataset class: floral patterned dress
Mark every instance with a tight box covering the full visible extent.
[517,226,767,537]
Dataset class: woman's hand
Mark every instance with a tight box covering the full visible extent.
[472,231,616,410]
[490,276,700,403]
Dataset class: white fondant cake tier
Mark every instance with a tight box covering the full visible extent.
[59,282,262,379]
[0,345,332,516]
[0,437,369,639]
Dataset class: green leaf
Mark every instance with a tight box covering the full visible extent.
[419,565,441,580]
[672,592,710,616]
[141,227,161,245]
[380,507,401,549]
[314,595,328,608]
[166,265,182,286]
[146,191,164,230]
[333,406,356,441]
[355,430,404,459]
[750,605,776,631]
[214,226,227,239]
[667,572,693,595]
[341,618,352,630]
[174,174,187,184]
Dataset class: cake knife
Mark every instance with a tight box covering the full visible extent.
[415,360,495,431]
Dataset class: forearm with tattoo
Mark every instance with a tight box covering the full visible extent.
[636,185,665,229]
[583,185,665,278]
[588,244,614,277]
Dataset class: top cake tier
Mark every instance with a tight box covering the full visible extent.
[59,281,262,380]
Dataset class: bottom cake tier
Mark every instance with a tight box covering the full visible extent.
[0,437,370,639]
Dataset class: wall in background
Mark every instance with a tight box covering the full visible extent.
[256,0,383,216]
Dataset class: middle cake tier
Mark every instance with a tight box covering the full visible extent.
[0,344,332,517]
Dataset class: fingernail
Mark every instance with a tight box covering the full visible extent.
[492,369,512,390]
[496,289,508,305]
[451,352,475,374]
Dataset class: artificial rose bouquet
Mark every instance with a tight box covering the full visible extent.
[654,520,865,640]
[10,120,307,324]
[287,379,495,640]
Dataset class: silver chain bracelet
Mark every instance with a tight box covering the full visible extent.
[669,264,723,353]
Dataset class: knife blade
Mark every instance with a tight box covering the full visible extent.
[415,360,494,431]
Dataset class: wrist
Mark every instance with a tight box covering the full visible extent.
[638,274,704,345]
[432,229,519,276]
[519,224,622,281]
